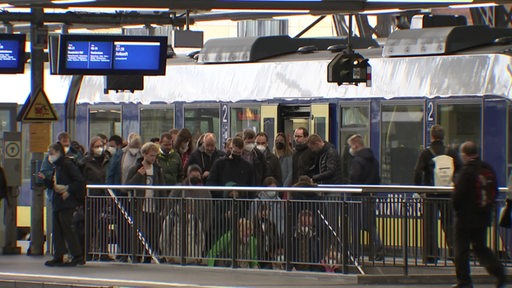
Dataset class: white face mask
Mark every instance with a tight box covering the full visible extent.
[107,146,117,155]
[129,148,139,155]
[275,255,285,262]
[244,143,255,151]
[256,145,266,153]
[264,191,277,198]
[93,147,103,156]
[48,154,60,164]
[63,146,70,154]
[349,147,356,156]
[328,259,337,265]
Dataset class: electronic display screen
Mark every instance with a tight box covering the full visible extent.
[0,34,26,74]
[57,34,167,75]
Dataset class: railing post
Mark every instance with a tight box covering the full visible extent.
[285,199,292,271]
[130,191,137,263]
[180,197,186,265]
[231,198,238,268]
[402,192,409,276]
[341,193,348,273]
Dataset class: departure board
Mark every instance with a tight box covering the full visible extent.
[57,34,167,75]
[0,34,26,73]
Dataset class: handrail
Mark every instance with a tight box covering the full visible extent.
[87,183,509,194]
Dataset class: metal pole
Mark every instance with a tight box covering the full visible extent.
[28,8,46,256]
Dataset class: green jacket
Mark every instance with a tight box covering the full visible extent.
[157,150,184,185]
[207,231,258,268]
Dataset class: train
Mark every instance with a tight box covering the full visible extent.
[1,24,512,210]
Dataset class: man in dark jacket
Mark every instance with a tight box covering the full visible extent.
[452,141,505,288]
[292,127,315,185]
[187,132,225,183]
[307,134,342,185]
[40,142,85,267]
[256,132,282,186]
[347,134,383,261]
[414,124,457,264]
[206,137,255,198]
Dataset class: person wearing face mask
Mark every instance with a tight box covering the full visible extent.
[157,132,184,186]
[166,164,212,262]
[106,135,123,188]
[291,127,315,185]
[291,209,321,272]
[39,142,85,267]
[347,134,384,262]
[187,133,225,182]
[120,133,142,185]
[206,137,255,198]
[273,132,293,187]
[57,131,84,163]
[249,177,284,237]
[80,136,112,261]
[241,129,267,190]
[255,132,282,187]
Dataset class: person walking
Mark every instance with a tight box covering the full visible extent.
[452,141,506,288]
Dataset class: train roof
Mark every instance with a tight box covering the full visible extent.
[3,25,512,105]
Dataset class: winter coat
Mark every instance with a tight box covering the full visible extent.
[262,148,282,186]
[81,153,110,196]
[311,142,342,184]
[159,208,205,262]
[157,150,184,185]
[349,147,380,184]
[292,143,315,185]
[206,156,255,197]
[44,156,85,212]
[452,158,494,229]
[187,147,226,181]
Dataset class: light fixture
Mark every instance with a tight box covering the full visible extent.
[449,2,498,8]
[51,0,96,4]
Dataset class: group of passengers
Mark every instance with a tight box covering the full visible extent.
[41,127,381,271]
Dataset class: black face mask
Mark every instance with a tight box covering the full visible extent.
[275,142,285,150]
[189,176,202,185]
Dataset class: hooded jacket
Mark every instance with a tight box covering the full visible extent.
[349,147,380,185]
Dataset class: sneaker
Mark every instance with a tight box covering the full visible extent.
[451,283,473,288]
[44,258,65,267]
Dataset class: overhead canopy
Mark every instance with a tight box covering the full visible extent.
[2,0,510,11]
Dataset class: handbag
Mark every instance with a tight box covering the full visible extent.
[499,199,512,228]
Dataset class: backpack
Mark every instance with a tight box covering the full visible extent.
[429,148,455,186]
[475,165,498,211]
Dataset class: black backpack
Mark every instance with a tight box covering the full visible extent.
[475,164,498,211]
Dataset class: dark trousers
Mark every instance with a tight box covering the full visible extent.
[423,197,454,262]
[53,208,83,260]
[454,225,504,285]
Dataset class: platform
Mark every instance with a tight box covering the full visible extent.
[0,254,508,288]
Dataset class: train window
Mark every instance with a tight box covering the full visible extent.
[230,107,261,137]
[89,108,121,141]
[340,105,369,183]
[437,103,481,150]
[381,104,423,185]
[184,105,220,147]
[139,106,174,143]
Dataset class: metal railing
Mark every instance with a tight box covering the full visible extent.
[84,184,511,275]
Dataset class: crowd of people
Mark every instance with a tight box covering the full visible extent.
[35,126,506,286]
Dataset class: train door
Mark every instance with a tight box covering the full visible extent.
[184,104,220,148]
[277,104,310,142]
[339,102,370,183]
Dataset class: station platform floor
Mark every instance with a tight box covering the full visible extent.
[0,254,509,288]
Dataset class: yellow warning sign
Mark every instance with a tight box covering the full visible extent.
[21,89,58,122]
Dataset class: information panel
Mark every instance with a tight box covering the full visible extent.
[0,34,26,73]
[58,34,167,75]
